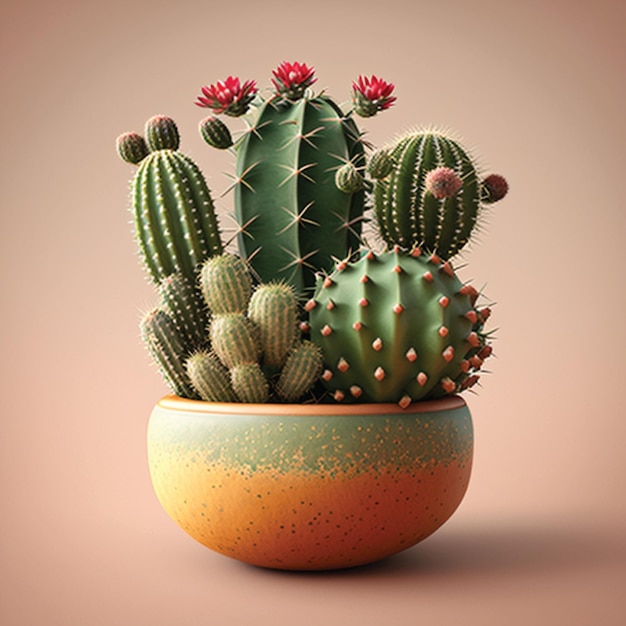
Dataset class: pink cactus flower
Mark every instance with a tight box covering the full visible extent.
[272,61,317,99]
[195,76,258,117]
[352,74,396,117]
[425,166,463,199]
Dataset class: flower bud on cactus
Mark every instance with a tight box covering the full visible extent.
[351,75,396,117]
[199,116,233,150]
[481,174,509,203]
[367,149,394,180]
[335,162,364,194]
[145,115,180,151]
[195,76,258,117]
[271,61,317,101]
[116,132,149,164]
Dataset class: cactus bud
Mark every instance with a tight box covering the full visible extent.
[116,132,148,164]
[482,174,509,203]
[145,115,180,151]
[199,116,233,150]
[335,162,364,193]
[367,149,394,179]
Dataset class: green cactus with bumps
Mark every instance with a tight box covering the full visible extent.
[117,115,223,285]
[308,247,493,406]
[373,131,507,260]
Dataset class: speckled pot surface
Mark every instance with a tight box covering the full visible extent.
[147,394,473,571]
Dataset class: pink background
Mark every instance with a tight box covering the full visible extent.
[2,0,625,623]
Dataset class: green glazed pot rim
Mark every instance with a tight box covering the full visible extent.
[157,394,467,416]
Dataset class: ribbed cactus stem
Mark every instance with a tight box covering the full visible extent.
[199,254,252,314]
[276,340,323,402]
[230,363,269,403]
[185,350,236,402]
[210,314,261,369]
[247,282,297,368]
[234,96,366,296]
[159,272,209,349]
[140,308,197,398]
[133,149,223,283]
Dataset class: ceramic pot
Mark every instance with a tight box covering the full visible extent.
[147,394,473,571]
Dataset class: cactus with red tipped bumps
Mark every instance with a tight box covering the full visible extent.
[308,247,493,406]
[373,131,507,260]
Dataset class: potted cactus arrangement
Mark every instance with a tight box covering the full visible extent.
[116,61,508,571]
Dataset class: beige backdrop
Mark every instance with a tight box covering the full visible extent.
[2,0,625,624]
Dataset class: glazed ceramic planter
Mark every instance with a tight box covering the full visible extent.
[147,394,473,571]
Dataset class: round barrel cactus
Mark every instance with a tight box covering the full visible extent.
[373,131,506,260]
[308,247,493,406]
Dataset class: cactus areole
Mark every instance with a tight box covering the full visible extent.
[233,95,366,297]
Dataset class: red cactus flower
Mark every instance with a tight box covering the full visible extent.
[195,76,258,117]
[352,74,396,117]
[272,61,316,100]
[424,166,463,199]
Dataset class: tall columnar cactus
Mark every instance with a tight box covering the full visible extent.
[117,115,223,285]
[373,131,507,260]
[308,247,493,407]
[195,63,398,296]
[234,96,365,296]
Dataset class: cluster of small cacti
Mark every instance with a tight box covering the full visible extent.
[117,61,508,407]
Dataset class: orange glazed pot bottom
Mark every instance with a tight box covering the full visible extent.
[147,395,473,571]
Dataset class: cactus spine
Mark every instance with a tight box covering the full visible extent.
[232,96,366,296]
[120,116,223,285]
[374,131,488,259]
[308,247,493,406]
